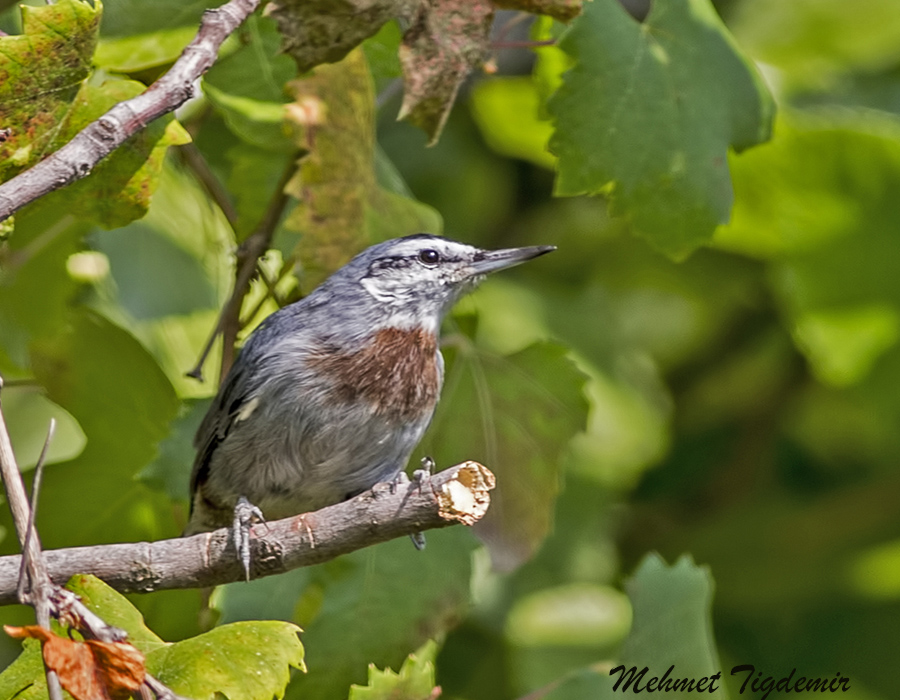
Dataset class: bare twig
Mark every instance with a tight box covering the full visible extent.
[187,155,297,382]
[0,461,496,605]
[491,39,556,49]
[0,0,262,222]
[17,418,55,603]
[219,157,297,382]
[179,142,240,229]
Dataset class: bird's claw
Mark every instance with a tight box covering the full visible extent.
[411,455,434,492]
[408,456,435,550]
[389,470,410,494]
[233,495,265,581]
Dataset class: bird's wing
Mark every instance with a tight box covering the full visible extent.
[189,357,260,502]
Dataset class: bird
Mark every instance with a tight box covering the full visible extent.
[185,233,555,577]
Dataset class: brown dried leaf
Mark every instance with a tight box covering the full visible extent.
[5,625,145,700]
[492,0,582,22]
[398,0,495,144]
[267,0,419,73]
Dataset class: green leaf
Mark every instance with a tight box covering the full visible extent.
[0,0,101,181]
[284,48,441,292]
[729,0,900,86]
[471,78,556,169]
[94,25,199,72]
[426,339,587,571]
[281,528,476,700]
[267,0,398,74]
[540,554,727,700]
[0,638,45,700]
[717,113,900,390]
[362,20,403,90]
[0,204,91,363]
[64,575,166,653]
[225,143,294,241]
[617,554,726,695]
[92,222,217,320]
[285,48,375,291]
[46,79,191,228]
[203,14,296,151]
[548,0,775,258]
[147,620,305,700]
[138,398,210,500]
[4,311,180,549]
[3,385,86,470]
[793,306,900,387]
[505,583,631,648]
[0,0,190,226]
[99,0,214,37]
[348,640,439,700]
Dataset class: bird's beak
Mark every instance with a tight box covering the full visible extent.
[469,245,556,275]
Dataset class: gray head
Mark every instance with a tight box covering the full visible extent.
[321,234,555,332]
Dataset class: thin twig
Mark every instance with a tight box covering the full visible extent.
[0,0,262,222]
[17,418,55,603]
[491,39,556,49]
[179,142,240,229]
[238,262,293,328]
[219,156,297,382]
[186,155,298,382]
[492,11,530,45]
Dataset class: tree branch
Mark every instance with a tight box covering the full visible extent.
[0,462,495,606]
[0,0,262,223]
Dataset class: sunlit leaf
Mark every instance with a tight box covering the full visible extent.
[471,78,556,169]
[348,640,439,700]
[35,79,191,229]
[0,0,101,181]
[147,621,305,700]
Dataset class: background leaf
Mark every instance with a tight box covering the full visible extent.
[426,338,587,571]
[548,0,775,257]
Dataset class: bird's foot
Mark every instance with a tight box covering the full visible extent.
[389,469,410,494]
[412,455,434,490]
[233,495,265,581]
[408,456,435,550]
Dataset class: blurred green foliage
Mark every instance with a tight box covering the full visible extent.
[1,0,900,698]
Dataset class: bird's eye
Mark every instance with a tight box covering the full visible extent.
[418,249,440,265]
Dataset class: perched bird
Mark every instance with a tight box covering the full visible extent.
[185,234,554,575]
